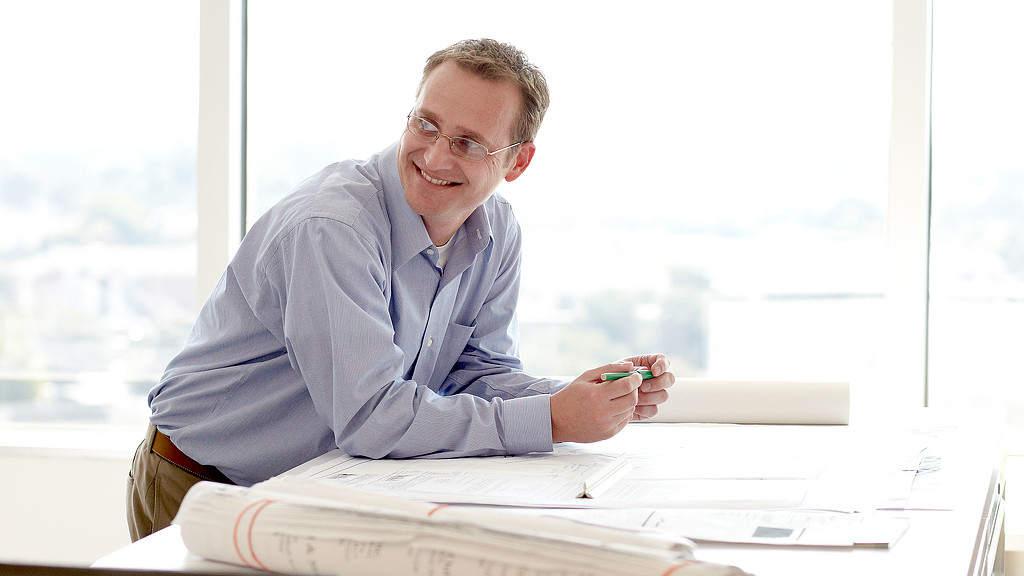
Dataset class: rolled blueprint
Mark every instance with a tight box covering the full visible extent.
[174,479,753,576]
[648,379,850,425]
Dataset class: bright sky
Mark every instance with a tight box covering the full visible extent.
[0,2,199,162]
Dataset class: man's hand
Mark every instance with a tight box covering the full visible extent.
[550,362,641,443]
[549,355,674,443]
[623,354,674,422]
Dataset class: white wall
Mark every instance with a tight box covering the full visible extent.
[0,443,136,566]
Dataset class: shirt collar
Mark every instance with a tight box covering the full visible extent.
[462,200,493,255]
[379,142,432,269]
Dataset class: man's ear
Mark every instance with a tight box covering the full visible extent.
[503,142,536,183]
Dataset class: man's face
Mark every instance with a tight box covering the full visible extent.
[398,61,534,245]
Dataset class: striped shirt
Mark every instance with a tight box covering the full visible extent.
[149,142,561,486]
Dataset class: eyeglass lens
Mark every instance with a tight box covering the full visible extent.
[406,115,489,161]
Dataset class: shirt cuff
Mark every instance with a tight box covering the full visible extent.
[498,393,553,454]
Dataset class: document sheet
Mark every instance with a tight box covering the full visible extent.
[291,424,848,509]
[284,422,921,547]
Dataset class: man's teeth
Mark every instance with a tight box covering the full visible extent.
[421,170,453,186]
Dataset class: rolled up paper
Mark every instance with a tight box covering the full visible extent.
[648,379,849,425]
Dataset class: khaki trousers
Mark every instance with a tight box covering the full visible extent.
[125,424,205,542]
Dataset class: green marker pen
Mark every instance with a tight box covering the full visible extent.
[600,369,653,381]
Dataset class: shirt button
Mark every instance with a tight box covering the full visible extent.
[425,248,435,255]
[427,338,434,347]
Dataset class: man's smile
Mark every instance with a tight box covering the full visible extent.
[418,165,459,187]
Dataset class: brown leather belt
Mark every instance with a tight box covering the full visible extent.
[151,428,234,485]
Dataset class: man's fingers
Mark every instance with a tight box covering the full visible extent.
[650,355,670,376]
[584,361,636,382]
[622,354,669,374]
[636,389,669,406]
[602,371,644,398]
[640,372,674,393]
[633,404,660,420]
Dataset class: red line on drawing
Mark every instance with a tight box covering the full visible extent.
[233,499,276,569]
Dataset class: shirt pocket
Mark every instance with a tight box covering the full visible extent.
[431,321,475,392]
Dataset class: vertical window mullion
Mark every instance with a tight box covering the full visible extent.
[881,0,932,407]
[197,0,244,311]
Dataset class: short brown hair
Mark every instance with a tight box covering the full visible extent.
[418,38,550,145]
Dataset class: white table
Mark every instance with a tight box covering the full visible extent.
[95,410,1005,576]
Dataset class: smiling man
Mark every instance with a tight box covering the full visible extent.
[400,58,533,247]
[127,39,674,541]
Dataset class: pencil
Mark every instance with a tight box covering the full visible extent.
[600,369,654,381]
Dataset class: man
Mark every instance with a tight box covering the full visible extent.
[127,38,674,541]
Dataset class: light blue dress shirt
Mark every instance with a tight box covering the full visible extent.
[149,142,563,486]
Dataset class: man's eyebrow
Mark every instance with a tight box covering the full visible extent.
[415,108,493,147]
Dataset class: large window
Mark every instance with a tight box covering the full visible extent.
[247,2,892,392]
[7,1,1021,431]
[0,2,198,426]
[929,1,1024,418]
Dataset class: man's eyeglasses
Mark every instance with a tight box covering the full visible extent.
[405,114,523,162]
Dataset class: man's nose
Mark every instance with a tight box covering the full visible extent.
[422,135,456,167]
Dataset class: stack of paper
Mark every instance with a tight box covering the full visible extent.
[280,423,917,548]
[174,477,752,576]
[288,424,848,510]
